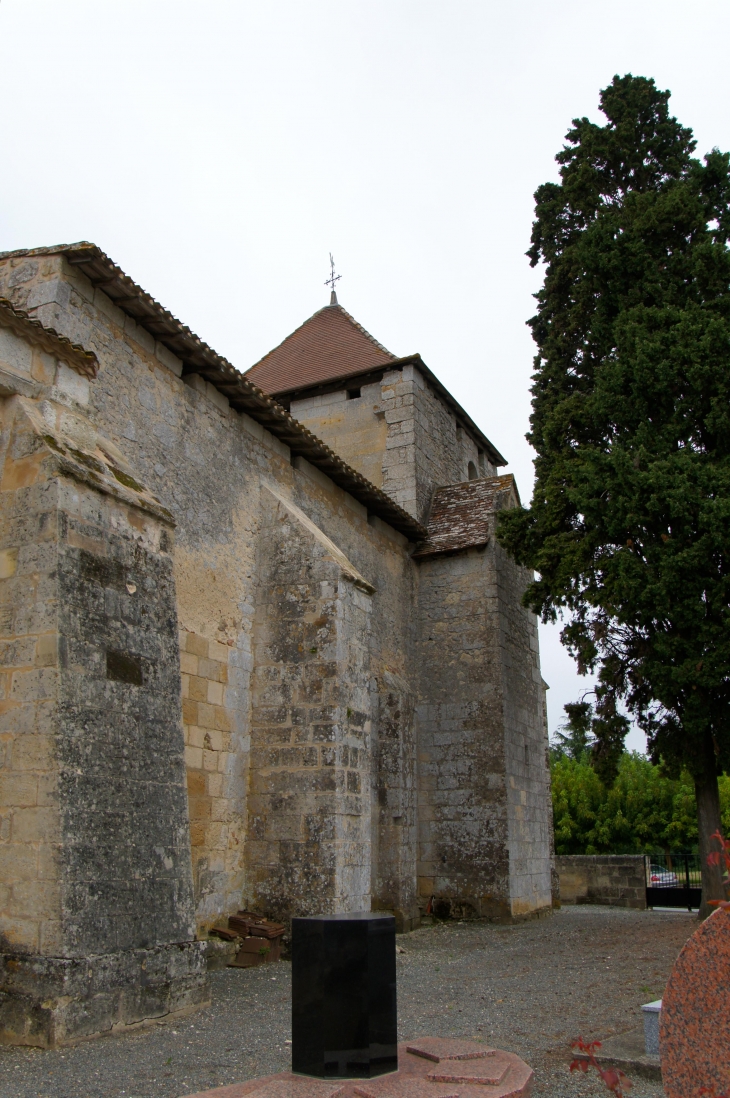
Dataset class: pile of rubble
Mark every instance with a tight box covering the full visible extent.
[210,910,286,968]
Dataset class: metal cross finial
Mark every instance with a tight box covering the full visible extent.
[325,253,341,303]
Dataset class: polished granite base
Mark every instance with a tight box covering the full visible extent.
[181,1037,534,1098]
[661,908,730,1098]
[291,912,397,1079]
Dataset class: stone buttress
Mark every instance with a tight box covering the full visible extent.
[413,478,552,919]
[247,486,374,920]
[0,307,206,1046]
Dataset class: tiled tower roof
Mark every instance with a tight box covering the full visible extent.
[245,302,396,396]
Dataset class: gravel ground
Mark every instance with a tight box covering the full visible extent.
[0,905,694,1098]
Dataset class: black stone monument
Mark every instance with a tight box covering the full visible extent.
[291,912,398,1079]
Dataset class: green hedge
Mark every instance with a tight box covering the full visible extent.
[551,752,730,855]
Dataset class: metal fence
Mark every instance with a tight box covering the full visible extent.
[645,853,702,910]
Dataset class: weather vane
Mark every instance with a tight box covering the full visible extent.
[325,253,341,302]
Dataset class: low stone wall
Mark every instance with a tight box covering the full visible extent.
[556,855,647,909]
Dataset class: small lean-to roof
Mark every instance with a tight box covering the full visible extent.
[0,243,426,542]
[412,474,520,559]
[0,296,98,378]
[245,302,396,395]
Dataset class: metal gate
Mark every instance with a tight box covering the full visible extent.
[645,853,702,910]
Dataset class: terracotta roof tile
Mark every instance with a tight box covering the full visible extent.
[0,296,98,379]
[0,243,426,542]
[245,303,396,396]
[412,475,519,559]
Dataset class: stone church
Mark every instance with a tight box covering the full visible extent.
[0,242,552,1047]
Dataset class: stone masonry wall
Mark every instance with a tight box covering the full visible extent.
[0,386,206,1046]
[0,438,61,960]
[180,629,248,930]
[246,487,373,920]
[0,248,546,964]
[555,855,647,910]
[55,487,194,956]
[286,461,419,931]
[495,540,553,917]
[289,381,387,489]
[369,667,417,930]
[416,529,551,920]
[416,546,511,918]
[291,364,497,525]
[0,252,292,932]
[0,329,78,970]
[380,364,495,522]
[0,251,419,933]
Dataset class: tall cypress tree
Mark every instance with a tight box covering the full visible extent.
[497,75,730,915]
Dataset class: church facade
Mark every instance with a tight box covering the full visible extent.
[0,243,553,1046]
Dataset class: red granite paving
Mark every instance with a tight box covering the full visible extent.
[180,1040,531,1098]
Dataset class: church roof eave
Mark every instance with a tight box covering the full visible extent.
[0,242,426,542]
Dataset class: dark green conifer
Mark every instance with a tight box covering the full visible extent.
[498,74,730,914]
[551,701,595,763]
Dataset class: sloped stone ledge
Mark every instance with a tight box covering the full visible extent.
[0,940,209,1048]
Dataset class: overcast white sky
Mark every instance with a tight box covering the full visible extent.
[2,1,729,750]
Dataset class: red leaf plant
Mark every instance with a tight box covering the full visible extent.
[570,1037,631,1098]
[569,831,729,1097]
[707,832,730,911]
